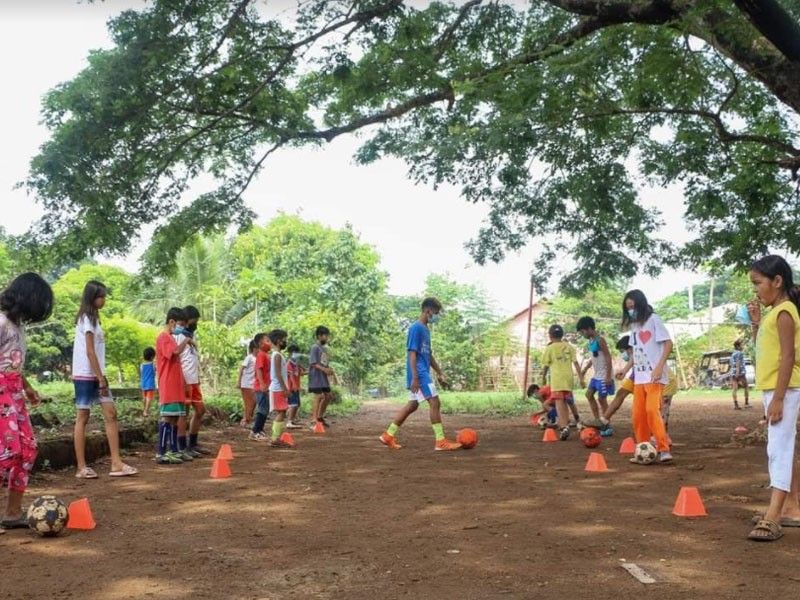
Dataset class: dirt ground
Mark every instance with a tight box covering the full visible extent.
[3,395,799,600]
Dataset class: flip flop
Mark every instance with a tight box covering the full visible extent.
[750,514,800,527]
[76,467,99,479]
[109,464,138,477]
[0,515,29,530]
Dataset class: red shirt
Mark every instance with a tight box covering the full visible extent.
[156,331,185,404]
[538,385,552,402]
[253,350,271,392]
[287,360,301,392]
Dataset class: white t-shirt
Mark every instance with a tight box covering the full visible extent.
[240,354,256,389]
[72,315,105,380]
[630,314,671,385]
[173,331,200,385]
[269,350,288,392]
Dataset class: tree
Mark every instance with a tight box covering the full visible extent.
[104,316,159,383]
[51,264,134,330]
[20,0,800,291]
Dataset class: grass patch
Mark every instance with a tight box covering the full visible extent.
[388,391,533,416]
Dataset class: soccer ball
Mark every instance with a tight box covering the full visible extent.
[27,495,69,537]
[579,427,601,448]
[457,428,478,449]
[537,415,549,430]
[633,442,658,465]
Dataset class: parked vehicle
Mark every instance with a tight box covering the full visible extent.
[697,350,755,388]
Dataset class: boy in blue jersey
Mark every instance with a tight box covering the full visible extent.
[140,347,156,417]
[379,297,461,451]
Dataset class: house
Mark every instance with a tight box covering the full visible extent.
[502,299,551,391]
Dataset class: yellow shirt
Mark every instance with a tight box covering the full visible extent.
[542,341,576,392]
[755,300,800,390]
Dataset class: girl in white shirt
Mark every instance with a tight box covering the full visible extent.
[237,340,257,427]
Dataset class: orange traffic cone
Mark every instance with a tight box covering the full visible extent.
[66,498,96,530]
[313,421,325,434]
[210,458,231,479]
[217,444,234,460]
[584,452,609,472]
[672,486,707,517]
[542,428,558,442]
[619,437,636,454]
[279,432,296,447]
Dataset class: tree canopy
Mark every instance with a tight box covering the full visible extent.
[21,0,800,291]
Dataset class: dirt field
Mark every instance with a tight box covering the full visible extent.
[3,395,798,600]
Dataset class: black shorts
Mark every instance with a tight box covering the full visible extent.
[309,387,331,395]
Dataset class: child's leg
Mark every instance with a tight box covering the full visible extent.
[631,385,649,443]
[143,391,153,417]
[743,379,750,406]
[271,409,287,442]
[603,389,628,421]
[554,398,568,428]
[780,458,800,518]
[252,392,268,434]
[585,388,599,420]
[4,409,36,518]
[189,394,205,447]
[73,408,91,471]
[157,419,171,455]
[169,415,180,452]
[319,393,331,420]
[310,393,322,422]
[244,389,256,422]
[177,413,188,450]
[732,378,740,408]
[597,392,609,415]
[428,396,444,439]
[643,383,669,452]
[660,395,673,431]
[569,399,580,422]
[386,401,418,434]
[100,400,126,471]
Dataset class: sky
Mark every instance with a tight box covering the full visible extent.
[0,0,705,316]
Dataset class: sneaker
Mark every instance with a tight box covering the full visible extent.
[559,427,570,441]
[249,431,268,442]
[186,448,203,458]
[379,433,403,450]
[434,439,462,451]
[583,418,605,429]
[192,445,212,455]
[156,452,183,464]
[179,450,195,461]
[568,420,578,428]
[576,421,586,431]
[286,421,303,430]
[269,439,293,449]
[600,425,615,438]
[658,451,674,463]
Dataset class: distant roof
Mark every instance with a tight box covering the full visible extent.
[508,299,548,321]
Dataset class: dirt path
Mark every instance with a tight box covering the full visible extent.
[2,397,797,600]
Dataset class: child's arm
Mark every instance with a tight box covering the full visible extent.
[256,361,267,391]
[573,360,584,386]
[616,358,633,379]
[172,337,191,356]
[650,340,673,382]
[22,375,41,407]
[274,353,288,392]
[409,350,420,392]
[85,331,108,395]
[599,338,613,382]
[430,354,446,383]
[768,311,796,424]
[541,366,549,385]
[237,365,244,389]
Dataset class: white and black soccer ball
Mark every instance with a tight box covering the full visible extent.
[537,415,549,430]
[27,495,69,537]
[634,442,658,465]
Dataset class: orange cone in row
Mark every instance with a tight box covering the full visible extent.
[584,452,609,472]
[619,437,636,454]
[217,444,234,460]
[673,486,707,517]
[313,421,325,434]
[67,498,96,530]
[210,458,231,479]
[542,428,558,442]
[279,432,296,447]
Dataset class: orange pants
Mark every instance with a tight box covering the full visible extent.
[632,383,670,452]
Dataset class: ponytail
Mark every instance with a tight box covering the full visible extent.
[789,286,800,311]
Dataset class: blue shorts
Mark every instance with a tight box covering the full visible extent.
[288,391,301,407]
[74,379,115,410]
[255,391,269,415]
[408,381,438,403]
[588,378,615,398]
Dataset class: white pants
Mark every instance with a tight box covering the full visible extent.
[764,389,800,492]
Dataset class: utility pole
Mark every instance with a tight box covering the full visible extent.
[521,276,535,401]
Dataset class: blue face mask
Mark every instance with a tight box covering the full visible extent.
[627,309,638,319]
[621,351,630,362]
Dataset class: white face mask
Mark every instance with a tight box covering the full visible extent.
[428,313,441,325]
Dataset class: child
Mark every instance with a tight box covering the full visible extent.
[0,273,53,531]
[249,332,272,442]
[178,305,208,456]
[541,324,582,441]
[285,344,304,429]
[622,289,672,463]
[268,329,293,448]
[576,316,614,421]
[746,255,800,542]
[156,307,193,464]
[527,383,580,427]
[731,339,751,410]
[140,347,156,417]
[308,326,334,429]
[589,335,634,435]
[237,340,257,428]
[72,280,138,479]
[380,297,461,451]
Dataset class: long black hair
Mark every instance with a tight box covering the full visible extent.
[750,255,800,310]
[0,273,54,325]
[76,280,107,327]
[621,289,654,328]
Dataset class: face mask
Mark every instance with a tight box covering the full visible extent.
[627,309,638,319]
[621,351,630,362]
[280,341,287,350]
[429,313,441,325]
[186,323,198,333]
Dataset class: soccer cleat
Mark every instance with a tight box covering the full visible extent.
[249,432,268,442]
[185,448,203,458]
[379,433,403,450]
[269,439,293,449]
[434,439,462,451]
[600,425,615,438]
[192,445,212,455]
[658,451,674,463]
[179,450,195,461]
[156,452,183,465]
[559,427,571,441]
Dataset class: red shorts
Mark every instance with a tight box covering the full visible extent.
[142,390,155,401]
[184,383,204,406]
[269,390,289,412]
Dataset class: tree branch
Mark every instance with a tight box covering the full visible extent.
[731,0,800,62]
[542,0,682,24]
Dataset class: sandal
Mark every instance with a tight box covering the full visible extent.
[75,467,99,479]
[748,519,783,542]
[0,514,29,529]
[109,464,138,477]
[750,514,800,527]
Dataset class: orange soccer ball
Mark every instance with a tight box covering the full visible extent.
[580,427,602,449]
[457,428,478,449]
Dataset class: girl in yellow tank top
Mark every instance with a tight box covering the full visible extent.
[747,255,800,542]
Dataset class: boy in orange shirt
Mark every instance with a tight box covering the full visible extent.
[156,308,193,464]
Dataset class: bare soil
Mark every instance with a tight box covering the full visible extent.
[3,395,797,600]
